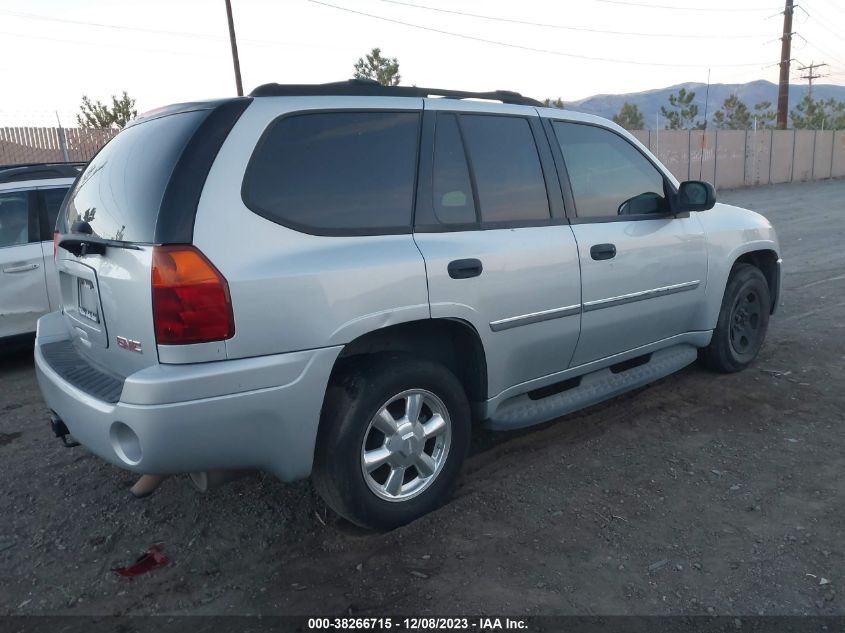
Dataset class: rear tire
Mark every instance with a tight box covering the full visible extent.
[700,263,771,373]
[313,353,471,530]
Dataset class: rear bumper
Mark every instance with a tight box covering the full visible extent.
[34,312,342,480]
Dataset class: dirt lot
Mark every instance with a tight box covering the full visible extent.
[1,179,843,617]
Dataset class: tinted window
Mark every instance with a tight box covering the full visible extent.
[42,187,70,234]
[243,111,420,233]
[554,122,668,218]
[0,191,29,248]
[58,110,208,241]
[459,115,549,224]
[432,114,476,225]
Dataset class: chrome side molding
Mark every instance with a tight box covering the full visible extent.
[582,280,701,312]
[489,280,701,331]
[489,304,581,332]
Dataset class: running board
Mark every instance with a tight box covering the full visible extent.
[484,344,699,431]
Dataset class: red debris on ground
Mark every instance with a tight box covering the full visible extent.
[112,545,169,577]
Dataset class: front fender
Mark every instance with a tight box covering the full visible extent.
[695,203,780,330]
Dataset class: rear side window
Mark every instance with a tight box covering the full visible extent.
[58,110,208,242]
[243,111,421,234]
[553,122,669,218]
[459,115,550,224]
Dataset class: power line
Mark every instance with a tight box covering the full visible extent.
[593,0,781,11]
[308,0,771,68]
[817,0,845,16]
[0,9,223,41]
[798,28,845,70]
[804,42,845,70]
[376,0,770,38]
[802,3,845,45]
[0,9,353,51]
[0,29,226,58]
[806,12,845,40]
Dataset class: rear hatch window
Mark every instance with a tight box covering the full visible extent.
[57,110,208,243]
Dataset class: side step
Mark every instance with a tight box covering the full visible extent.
[484,344,698,431]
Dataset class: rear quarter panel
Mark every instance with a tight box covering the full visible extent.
[192,96,430,359]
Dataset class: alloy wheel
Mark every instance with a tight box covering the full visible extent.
[360,389,452,502]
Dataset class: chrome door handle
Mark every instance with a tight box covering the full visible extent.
[3,263,40,273]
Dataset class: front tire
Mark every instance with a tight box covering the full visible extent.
[313,354,471,530]
[700,263,771,373]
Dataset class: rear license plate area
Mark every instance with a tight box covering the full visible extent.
[77,278,100,323]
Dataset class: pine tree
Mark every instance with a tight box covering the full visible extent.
[660,88,701,129]
[613,102,644,130]
[353,48,401,86]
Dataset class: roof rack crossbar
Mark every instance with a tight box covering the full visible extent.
[249,80,543,107]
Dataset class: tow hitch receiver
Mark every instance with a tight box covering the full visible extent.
[50,413,79,448]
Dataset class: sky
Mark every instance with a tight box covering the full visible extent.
[1,0,844,126]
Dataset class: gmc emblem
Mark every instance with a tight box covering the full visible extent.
[116,336,143,353]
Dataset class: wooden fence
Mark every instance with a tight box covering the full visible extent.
[0,127,118,165]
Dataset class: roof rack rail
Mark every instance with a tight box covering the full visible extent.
[249,79,543,107]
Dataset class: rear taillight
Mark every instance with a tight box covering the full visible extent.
[151,245,234,345]
[53,232,58,259]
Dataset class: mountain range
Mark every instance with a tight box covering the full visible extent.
[566,80,845,128]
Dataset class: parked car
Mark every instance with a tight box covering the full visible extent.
[0,162,83,344]
[34,81,780,529]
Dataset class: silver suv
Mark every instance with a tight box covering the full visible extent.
[35,81,781,529]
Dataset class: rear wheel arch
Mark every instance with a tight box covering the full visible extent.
[327,318,488,405]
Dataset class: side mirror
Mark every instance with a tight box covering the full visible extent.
[676,181,716,212]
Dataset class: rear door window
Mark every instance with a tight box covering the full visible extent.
[242,111,421,235]
[0,191,30,247]
[41,187,70,236]
[458,115,550,224]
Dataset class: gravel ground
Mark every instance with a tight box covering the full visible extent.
[0,179,843,616]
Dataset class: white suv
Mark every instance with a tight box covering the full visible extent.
[0,163,82,343]
[35,81,780,529]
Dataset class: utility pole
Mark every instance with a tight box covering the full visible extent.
[225,0,244,96]
[776,0,794,129]
[797,62,829,100]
